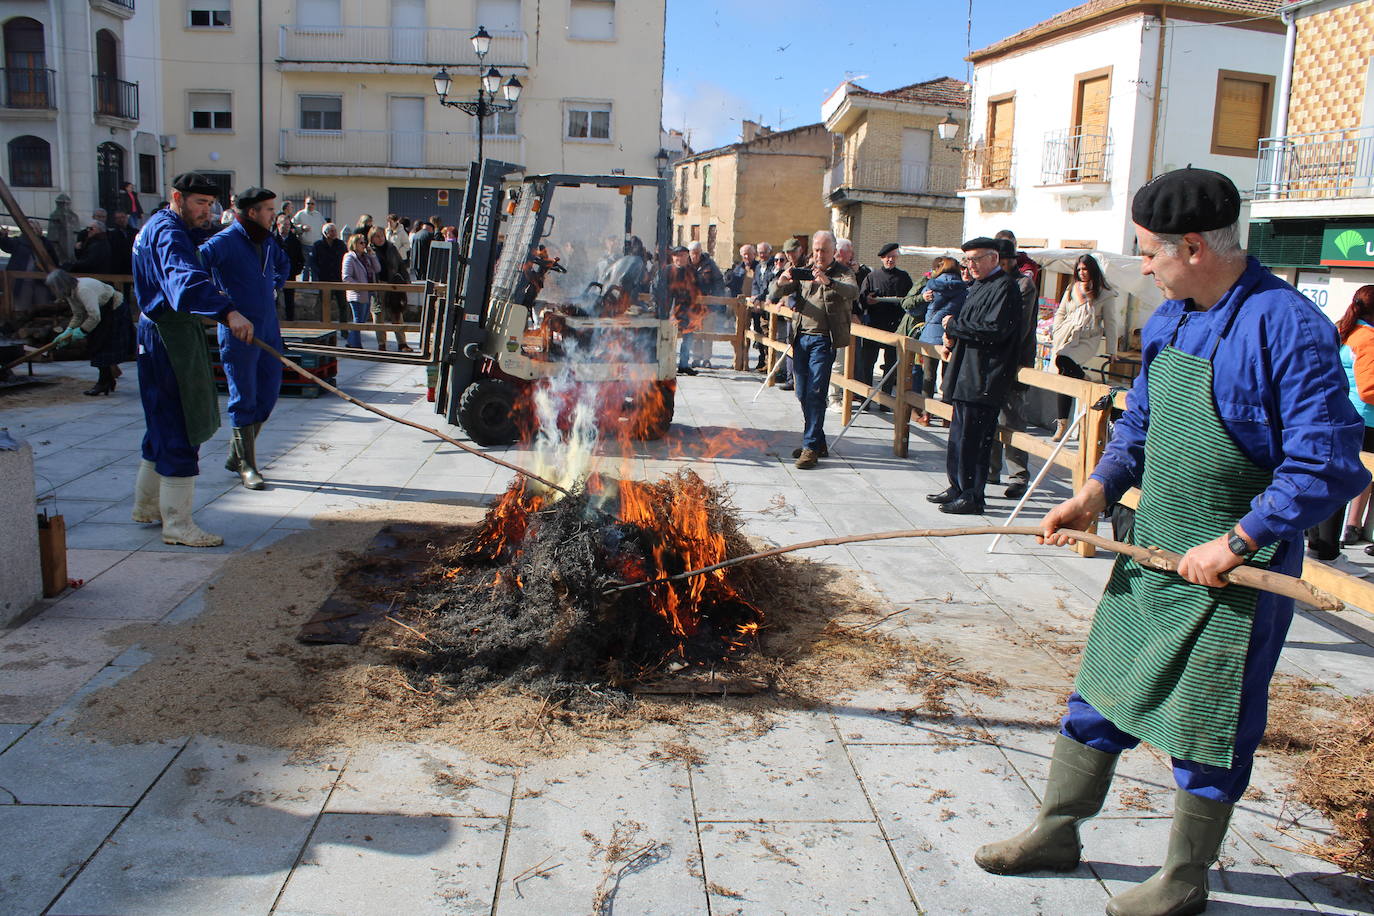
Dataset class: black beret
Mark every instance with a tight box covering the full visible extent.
[1131,167,1240,234]
[171,172,220,196]
[960,236,1000,252]
[996,237,1017,259]
[877,242,900,257]
[236,187,276,210]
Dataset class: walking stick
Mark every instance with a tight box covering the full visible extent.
[829,359,901,452]
[751,341,794,402]
[986,404,1091,553]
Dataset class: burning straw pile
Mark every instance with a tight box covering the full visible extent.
[399,470,770,698]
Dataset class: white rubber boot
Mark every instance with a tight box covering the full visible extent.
[158,476,223,547]
[131,459,162,523]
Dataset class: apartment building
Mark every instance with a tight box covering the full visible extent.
[2,0,166,225]
[159,0,665,227]
[960,0,1286,256]
[820,77,970,266]
[1249,0,1374,320]
[671,120,831,260]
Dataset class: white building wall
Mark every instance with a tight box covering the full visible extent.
[123,0,164,214]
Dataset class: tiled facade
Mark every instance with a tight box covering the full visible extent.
[1287,0,1374,136]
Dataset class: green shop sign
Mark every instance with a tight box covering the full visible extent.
[1321,226,1374,267]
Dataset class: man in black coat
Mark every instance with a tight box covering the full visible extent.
[311,222,348,322]
[273,213,305,320]
[927,237,1023,514]
[988,236,1041,498]
[856,242,914,405]
[411,220,435,280]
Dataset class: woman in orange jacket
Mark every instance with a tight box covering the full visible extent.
[1337,285,1374,547]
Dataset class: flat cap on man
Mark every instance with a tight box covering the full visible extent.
[960,236,1000,252]
[783,237,803,253]
[235,187,276,210]
[669,244,688,254]
[1131,167,1240,234]
[171,172,221,197]
[877,242,900,257]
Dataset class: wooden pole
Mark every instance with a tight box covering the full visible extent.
[2,338,61,372]
[603,524,1344,611]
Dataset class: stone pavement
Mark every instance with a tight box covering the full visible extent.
[1,354,1373,916]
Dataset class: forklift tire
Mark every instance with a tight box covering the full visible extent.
[458,378,520,446]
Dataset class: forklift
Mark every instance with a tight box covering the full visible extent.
[290,159,676,445]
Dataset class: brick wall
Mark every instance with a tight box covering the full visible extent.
[1288,0,1374,135]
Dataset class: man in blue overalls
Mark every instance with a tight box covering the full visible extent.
[200,187,290,489]
[975,168,1369,916]
[130,172,255,547]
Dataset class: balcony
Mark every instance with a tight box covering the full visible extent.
[277,129,524,178]
[92,75,138,123]
[958,142,1016,209]
[90,0,135,18]
[823,157,962,210]
[277,26,527,73]
[1253,127,1374,217]
[1,68,57,116]
[1039,129,1112,204]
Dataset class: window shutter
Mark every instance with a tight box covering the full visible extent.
[1215,77,1266,151]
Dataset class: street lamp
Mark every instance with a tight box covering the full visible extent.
[432,26,521,170]
[936,113,960,143]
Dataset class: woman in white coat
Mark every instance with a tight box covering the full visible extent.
[1048,254,1116,440]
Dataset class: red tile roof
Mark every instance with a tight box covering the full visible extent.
[849,77,971,108]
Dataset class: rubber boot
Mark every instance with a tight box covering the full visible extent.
[232,425,266,490]
[158,476,223,547]
[974,734,1118,874]
[131,459,162,524]
[1105,790,1233,916]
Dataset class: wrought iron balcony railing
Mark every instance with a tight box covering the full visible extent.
[962,141,1015,190]
[824,157,962,197]
[1256,126,1374,200]
[1041,129,1112,185]
[278,26,527,68]
[1,68,56,110]
[278,128,523,170]
[92,75,138,121]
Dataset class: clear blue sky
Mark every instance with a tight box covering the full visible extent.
[664,0,1075,150]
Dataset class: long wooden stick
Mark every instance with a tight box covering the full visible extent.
[3,338,60,372]
[214,325,574,498]
[604,525,1344,610]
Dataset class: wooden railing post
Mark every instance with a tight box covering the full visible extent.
[1072,379,1113,557]
[766,310,779,387]
[840,334,857,428]
[893,338,913,458]
[733,298,748,371]
[1,270,12,323]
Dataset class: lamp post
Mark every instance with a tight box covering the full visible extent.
[433,26,522,170]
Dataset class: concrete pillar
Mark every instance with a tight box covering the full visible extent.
[0,434,43,625]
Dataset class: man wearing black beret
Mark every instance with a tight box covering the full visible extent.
[199,187,292,489]
[129,172,255,546]
[855,242,914,407]
[978,167,1370,916]
[925,236,1022,513]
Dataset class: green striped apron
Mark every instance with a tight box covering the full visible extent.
[1075,310,1275,769]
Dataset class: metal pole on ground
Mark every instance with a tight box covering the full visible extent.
[829,359,901,452]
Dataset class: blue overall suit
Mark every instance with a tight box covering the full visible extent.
[1067,258,1369,803]
[199,219,290,428]
[132,209,234,477]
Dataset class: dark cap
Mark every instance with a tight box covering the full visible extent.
[960,236,1000,252]
[877,242,900,257]
[996,237,1017,259]
[669,245,688,254]
[782,237,803,253]
[171,172,220,197]
[235,187,276,210]
[1131,167,1240,234]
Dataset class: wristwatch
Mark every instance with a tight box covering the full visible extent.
[1226,531,1256,559]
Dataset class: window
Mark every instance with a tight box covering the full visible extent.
[1211,70,1274,158]
[986,93,1015,187]
[569,0,614,40]
[475,0,521,31]
[189,91,232,130]
[690,224,699,242]
[706,223,717,255]
[187,7,231,28]
[138,153,157,193]
[482,109,517,136]
[7,135,51,187]
[566,101,611,141]
[297,0,341,29]
[299,95,342,131]
[701,163,711,206]
[897,217,928,247]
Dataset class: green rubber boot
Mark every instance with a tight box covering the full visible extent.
[233,425,266,490]
[1106,790,1233,916]
[974,734,1118,875]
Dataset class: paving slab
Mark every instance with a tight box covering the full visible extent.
[273,814,505,916]
[848,741,1114,915]
[0,616,133,722]
[691,714,872,823]
[497,745,704,915]
[0,804,127,915]
[0,724,30,753]
[51,739,341,915]
[45,552,224,621]
[61,520,162,551]
[327,743,514,817]
[697,820,913,914]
